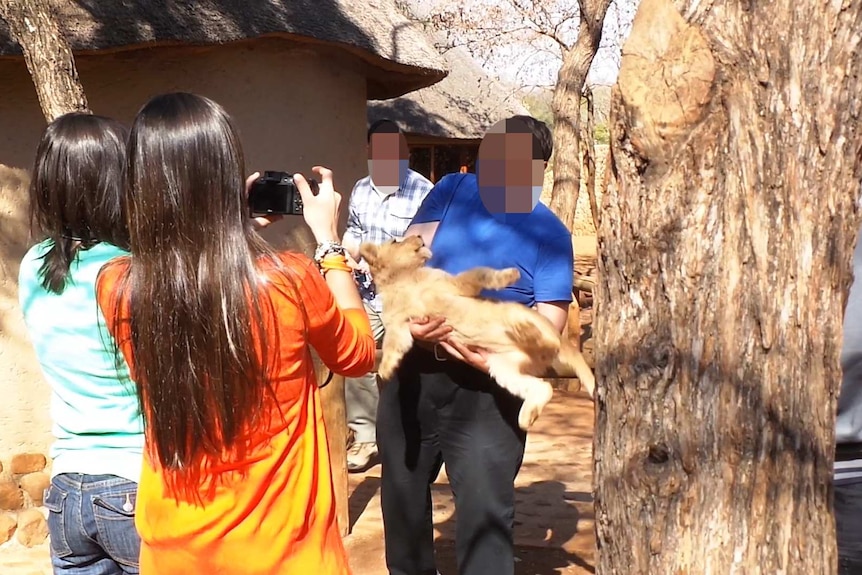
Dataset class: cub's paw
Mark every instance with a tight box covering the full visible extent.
[517,384,554,430]
[518,401,542,430]
[378,358,397,381]
[501,267,520,282]
[490,268,520,289]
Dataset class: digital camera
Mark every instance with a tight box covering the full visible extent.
[248,171,318,216]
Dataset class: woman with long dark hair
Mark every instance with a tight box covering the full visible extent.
[95,92,375,574]
[18,112,143,574]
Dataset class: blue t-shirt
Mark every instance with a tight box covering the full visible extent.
[410,173,573,307]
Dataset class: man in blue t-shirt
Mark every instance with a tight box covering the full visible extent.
[376,116,576,575]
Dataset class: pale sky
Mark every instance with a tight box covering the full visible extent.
[409,0,639,89]
[482,0,636,88]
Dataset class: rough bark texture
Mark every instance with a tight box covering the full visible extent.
[593,0,862,572]
[600,144,613,201]
[0,0,89,122]
[581,86,600,232]
[548,0,611,232]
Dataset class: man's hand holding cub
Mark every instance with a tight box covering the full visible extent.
[409,316,490,373]
[438,340,490,373]
[408,316,452,342]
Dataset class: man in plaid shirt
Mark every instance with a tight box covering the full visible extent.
[341,119,433,472]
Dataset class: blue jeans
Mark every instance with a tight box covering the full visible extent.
[44,474,141,574]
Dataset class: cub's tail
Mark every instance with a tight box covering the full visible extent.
[553,340,595,398]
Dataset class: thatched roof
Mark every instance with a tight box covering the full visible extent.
[0,1,448,99]
[367,41,529,140]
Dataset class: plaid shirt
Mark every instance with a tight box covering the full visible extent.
[344,168,433,311]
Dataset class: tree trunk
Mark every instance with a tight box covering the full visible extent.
[0,0,89,122]
[548,0,612,231]
[319,364,350,537]
[600,144,612,201]
[594,0,862,572]
[581,86,600,232]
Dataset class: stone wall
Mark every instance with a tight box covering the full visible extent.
[0,452,49,548]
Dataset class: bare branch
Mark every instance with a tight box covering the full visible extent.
[506,0,574,51]
[535,27,571,52]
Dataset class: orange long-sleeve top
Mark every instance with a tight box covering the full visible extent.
[95,252,375,575]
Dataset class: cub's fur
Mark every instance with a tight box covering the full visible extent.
[359,235,596,430]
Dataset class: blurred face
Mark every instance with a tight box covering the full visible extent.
[368,130,410,195]
[477,118,546,215]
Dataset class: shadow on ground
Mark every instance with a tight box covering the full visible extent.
[349,475,381,532]
[432,479,595,575]
[435,539,595,575]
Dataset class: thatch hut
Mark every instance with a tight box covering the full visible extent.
[368,43,527,182]
[0,1,446,181]
[0,0,446,458]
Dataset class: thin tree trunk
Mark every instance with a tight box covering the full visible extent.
[548,48,582,232]
[0,0,89,121]
[594,0,862,572]
[548,0,612,231]
[600,144,612,199]
[581,86,600,232]
[318,360,350,537]
[563,300,588,392]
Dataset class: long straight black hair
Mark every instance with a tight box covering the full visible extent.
[28,112,129,293]
[116,92,296,489]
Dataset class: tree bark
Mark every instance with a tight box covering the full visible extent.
[600,144,613,202]
[563,300,588,392]
[548,0,612,231]
[594,0,862,572]
[581,86,600,232]
[0,0,89,122]
[319,364,350,537]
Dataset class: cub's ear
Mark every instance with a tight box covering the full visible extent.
[359,242,378,264]
[403,234,424,249]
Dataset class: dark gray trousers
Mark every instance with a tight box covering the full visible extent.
[837,481,862,574]
[377,347,527,575]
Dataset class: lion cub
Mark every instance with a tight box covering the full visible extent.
[359,235,595,430]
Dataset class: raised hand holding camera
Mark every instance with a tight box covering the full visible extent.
[294,166,341,244]
[297,167,363,310]
[246,171,282,230]
[248,171,315,216]
[247,167,338,238]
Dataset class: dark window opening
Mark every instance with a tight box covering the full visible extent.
[408,144,479,183]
